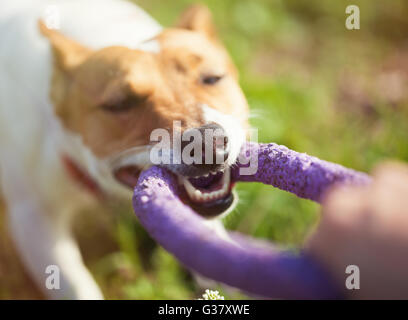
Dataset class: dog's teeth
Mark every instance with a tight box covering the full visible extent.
[180,167,231,203]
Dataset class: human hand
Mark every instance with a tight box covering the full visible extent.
[306,162,408,299]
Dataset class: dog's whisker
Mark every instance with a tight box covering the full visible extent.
[248,109,265,119]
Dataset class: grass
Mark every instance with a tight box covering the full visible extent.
[1,0,407,299]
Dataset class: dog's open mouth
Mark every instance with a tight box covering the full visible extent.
[177,167,235,217]
[114,166,142,190]
[178,167,231,203]
[114,166,235,217]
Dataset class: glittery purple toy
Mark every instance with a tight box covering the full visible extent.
[133,142,371,299]
[232,142,371,202]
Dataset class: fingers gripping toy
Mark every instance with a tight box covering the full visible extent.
[133,142,371,299]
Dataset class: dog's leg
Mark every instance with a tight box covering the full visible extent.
[8,206,103,300]
[1,160,103,300]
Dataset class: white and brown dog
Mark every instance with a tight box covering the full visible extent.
[0,0,249,299]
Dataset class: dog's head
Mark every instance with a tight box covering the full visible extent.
[40,5,249,217]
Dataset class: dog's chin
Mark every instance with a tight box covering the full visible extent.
[113,165,235,218]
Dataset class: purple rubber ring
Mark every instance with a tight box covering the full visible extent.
[133,142,371,299]
[232,142,371,202]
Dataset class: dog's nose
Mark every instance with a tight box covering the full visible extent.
[181,122,229,169]
[201,122,229,164]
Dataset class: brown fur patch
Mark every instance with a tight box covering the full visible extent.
[39,5,248,158]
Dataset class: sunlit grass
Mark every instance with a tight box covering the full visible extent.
[1,0,407,299]
[98,0,408,299]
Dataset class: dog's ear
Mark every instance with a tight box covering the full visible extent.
[177,5,238,78]
[38,20,92,71]
[176,4,219,42]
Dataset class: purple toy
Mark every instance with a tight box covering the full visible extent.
[233,142,371,202]
[133,142,371,299]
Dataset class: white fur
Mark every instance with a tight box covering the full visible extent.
[0,0,162,299]
[202,105,246,166]
[0,0,244,300]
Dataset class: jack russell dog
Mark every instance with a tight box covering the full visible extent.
[0,0,249,299]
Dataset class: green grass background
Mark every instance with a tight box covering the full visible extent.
[1,0,407,299]
[93,0,408,299]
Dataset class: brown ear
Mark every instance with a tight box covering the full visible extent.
[176,4,219,42]
[38,20,92,71]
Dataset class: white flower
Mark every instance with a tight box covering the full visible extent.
[198,289,225,300]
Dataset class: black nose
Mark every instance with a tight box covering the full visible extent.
[181,122,229,171]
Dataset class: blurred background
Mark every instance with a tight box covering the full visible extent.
[1,0,408,299]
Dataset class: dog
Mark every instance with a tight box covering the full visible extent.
[0,0,249,299]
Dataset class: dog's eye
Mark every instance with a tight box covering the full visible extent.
[201,75,224,85]
[101,95,148,113]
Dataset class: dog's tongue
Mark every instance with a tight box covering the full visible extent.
[114,166,141,188]
[188,171,223,189]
